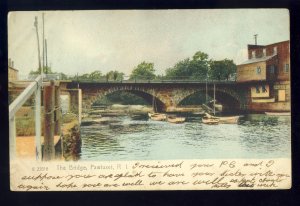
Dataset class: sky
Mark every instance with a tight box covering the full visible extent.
[8,9,289,77]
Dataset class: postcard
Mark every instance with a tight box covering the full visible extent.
[8,9,291,191]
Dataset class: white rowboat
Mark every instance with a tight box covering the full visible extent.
[167,116,186,124]
[148,112,167,121]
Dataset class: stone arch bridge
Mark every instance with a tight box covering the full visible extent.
[60,81,250,112]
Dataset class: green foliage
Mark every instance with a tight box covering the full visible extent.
[130,61,156,80]
[165,51,210,80]
[106,70,124,81]
[165,58,191,79]
[29,66,53,75]
[209,59,236,80]
[62,113,78,124]
[29,66,69,80]
[89,70,102,80]
[76,70,104,81]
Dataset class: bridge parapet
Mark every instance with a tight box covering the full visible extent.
[63,82,249,112]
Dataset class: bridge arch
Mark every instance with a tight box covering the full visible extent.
[87,86,167,112]
[178,87,243,112]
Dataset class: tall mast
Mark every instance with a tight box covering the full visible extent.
[34,16,41,72]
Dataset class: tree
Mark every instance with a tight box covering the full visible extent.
[106,70,124,81]
[29,66,53,75]
[130,61,156,80]
[89,70,102,80]
[165,51,210,80]
[209,59,236,81]
[165,58,191,79]
[189,51,210,80]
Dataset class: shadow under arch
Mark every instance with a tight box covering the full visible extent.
[93,89,167,112]
[178,88,242,112]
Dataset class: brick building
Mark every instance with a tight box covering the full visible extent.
[237,40,290,112]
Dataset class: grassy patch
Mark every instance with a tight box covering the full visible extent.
[62,113,78,124]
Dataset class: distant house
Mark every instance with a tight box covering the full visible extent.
[237,40,290,112]
[8,58,19,81]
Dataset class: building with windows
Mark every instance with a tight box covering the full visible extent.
[237,40,290,112]
[8,58,19,81]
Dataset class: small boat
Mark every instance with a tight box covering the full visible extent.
[203,113,239,124]
[167,115,186,124]
[219,116,240,124]
[265,112,291,116]
[202,117,220,125]
[148,112,167,121]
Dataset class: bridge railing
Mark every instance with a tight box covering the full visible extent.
[66,75,237,84]
[9,75,42,161]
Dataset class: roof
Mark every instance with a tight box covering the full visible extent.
[238,54,277,66]
[8,66,19,72]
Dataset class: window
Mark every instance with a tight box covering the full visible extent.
[270,65,275,74]
[255,86,260,93]
[278,90,286,101]
[263,48,266,56]
[251,51,256,59]
[262,85,268,93]
[256,66,261,74]
[285,64,289,73]
[273,46,277,54]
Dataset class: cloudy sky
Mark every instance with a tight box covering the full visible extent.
[8,9,289,77]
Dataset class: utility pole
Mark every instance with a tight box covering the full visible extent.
[45,39,48,74]
[34,16,41,72]
[42,13,45,74]
[254,34,258,45]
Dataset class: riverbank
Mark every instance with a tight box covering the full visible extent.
[61,113,81,161]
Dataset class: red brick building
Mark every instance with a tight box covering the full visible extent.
[237,40,290,112]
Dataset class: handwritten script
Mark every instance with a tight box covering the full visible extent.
[10,159,290,191]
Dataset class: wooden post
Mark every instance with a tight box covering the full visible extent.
[55,86,61,135]
[78,89,82,125]
[43,80,55,161]
[35,84,42,161]
[9,116,16,160]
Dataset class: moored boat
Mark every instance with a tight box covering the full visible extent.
[218,116,240,124]
[265,112,290,116]
[202,117,220,125]
[148,112,167,121]
[203,113,239,124]
[167,115,186,124]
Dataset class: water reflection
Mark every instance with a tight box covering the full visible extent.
[80,114,291,161]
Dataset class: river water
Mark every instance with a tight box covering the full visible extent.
[79,114,291,161]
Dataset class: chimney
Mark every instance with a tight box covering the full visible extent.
[8,58,11,67]
[12,61,14,68]
[254,34,258,45]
